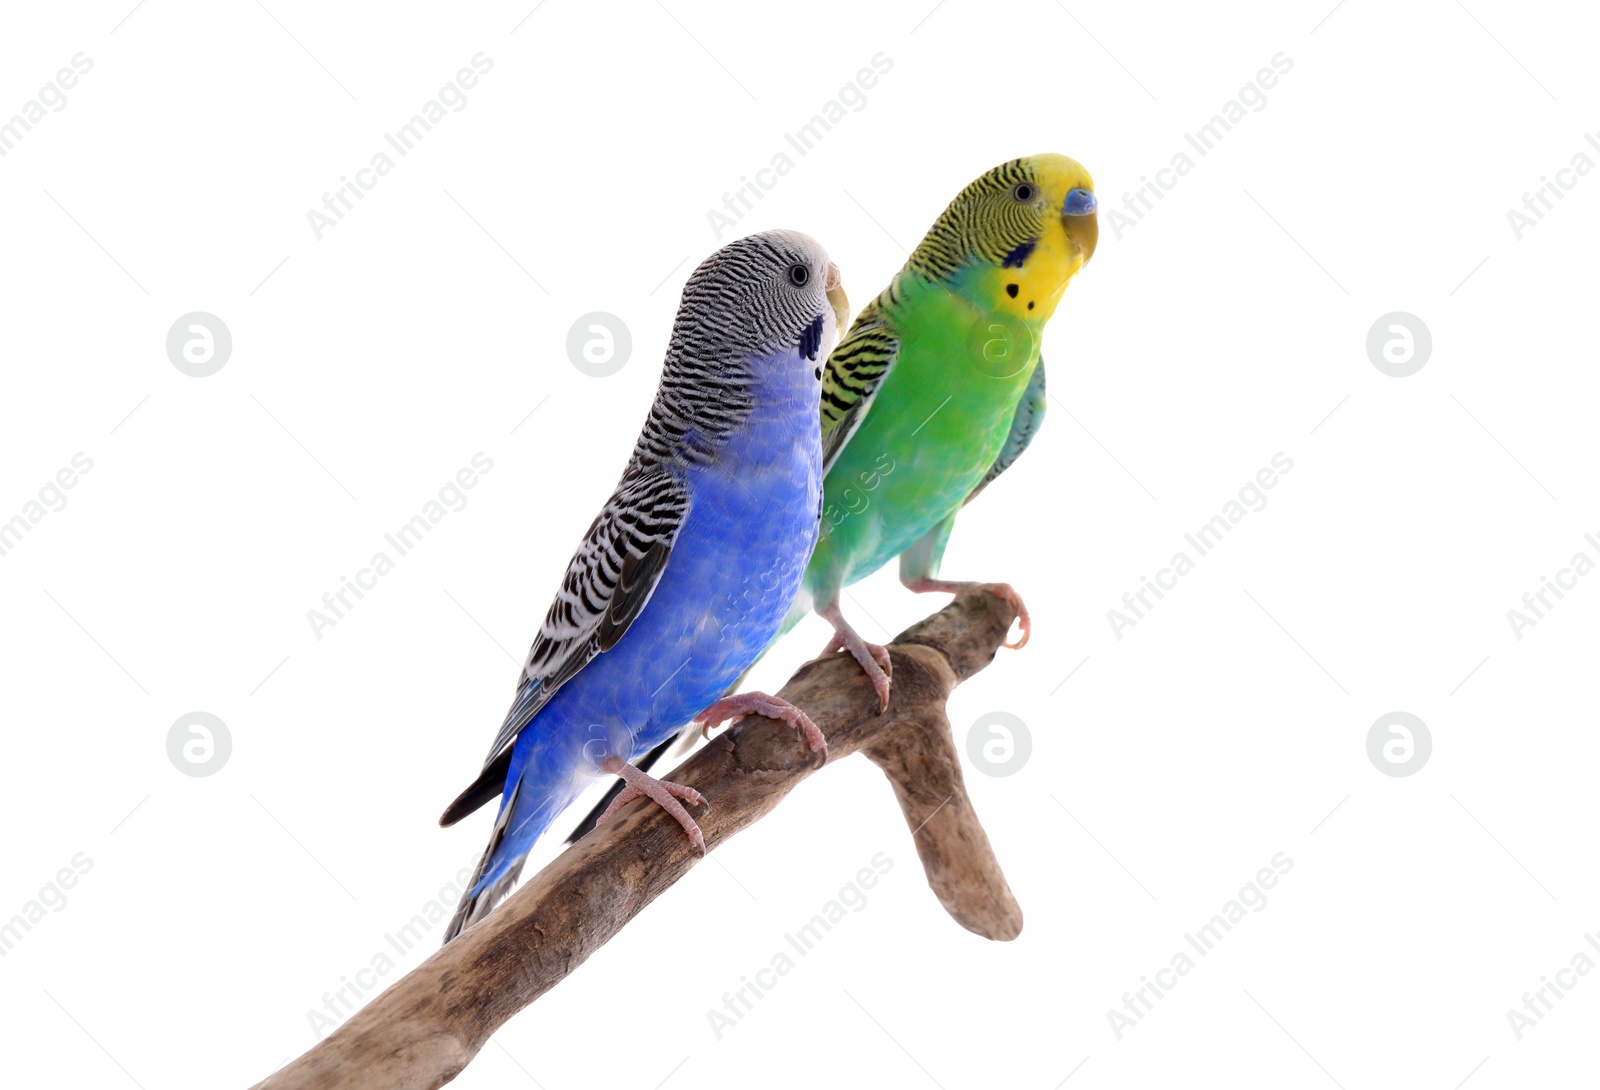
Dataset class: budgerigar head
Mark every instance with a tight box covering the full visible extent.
[907,153,1096,323]
[673,229,848,380]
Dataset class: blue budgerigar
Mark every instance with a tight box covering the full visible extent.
[439,230,849,942]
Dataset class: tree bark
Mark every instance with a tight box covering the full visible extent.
[251,592,1022,1090]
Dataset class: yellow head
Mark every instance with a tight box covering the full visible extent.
[907,153,1097,323]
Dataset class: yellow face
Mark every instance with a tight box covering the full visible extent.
[989,153,1097,324]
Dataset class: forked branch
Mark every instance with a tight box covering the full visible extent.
[252,592,1023,1090]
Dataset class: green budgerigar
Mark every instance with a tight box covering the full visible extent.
[803,153,1097,706]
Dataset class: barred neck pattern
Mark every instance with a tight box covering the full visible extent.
[905,157,1042,283]
[632,230,828,469]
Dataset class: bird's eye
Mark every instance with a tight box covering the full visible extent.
[1011,182,1036,203]
[788,264,809,286]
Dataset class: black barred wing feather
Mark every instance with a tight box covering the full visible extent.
[820,298,900,476]
[480,464,689,769]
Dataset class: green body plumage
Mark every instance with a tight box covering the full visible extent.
[809,277,1037,593]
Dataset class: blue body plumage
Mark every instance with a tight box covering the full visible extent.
[473,350,821,893]
[441,231,845,942]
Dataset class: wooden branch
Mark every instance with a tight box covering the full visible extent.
[251,592,1022,1090]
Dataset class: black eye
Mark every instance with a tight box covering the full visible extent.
[788,264,809,286]
[1011,182,1036,203]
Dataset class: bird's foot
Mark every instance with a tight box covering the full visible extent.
[905,579,1032,649]
[819,621,893,712]
[595,756,708,854]
[695,692,827,761]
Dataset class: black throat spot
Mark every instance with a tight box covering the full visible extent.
[799,315,824,361]
[1001,238,1037,269]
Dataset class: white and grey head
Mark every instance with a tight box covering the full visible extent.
[639,230,845,464]
[671,229,840,373]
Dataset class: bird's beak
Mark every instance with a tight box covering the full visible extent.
[825,261,850,342]
[1061,187,1098,267]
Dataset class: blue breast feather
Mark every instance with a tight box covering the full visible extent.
[477,348,822,885]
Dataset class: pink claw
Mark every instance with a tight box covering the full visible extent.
[696,692,828,760]
[594,756,708,853]
[905,579,1031,650]
[816,601,893,711]
[822,627,892,711]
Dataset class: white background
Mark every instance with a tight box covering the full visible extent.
[2,1,1597,1087]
